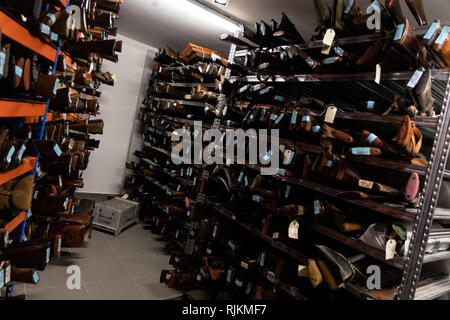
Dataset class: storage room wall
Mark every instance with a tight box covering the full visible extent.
[79,34,157,195]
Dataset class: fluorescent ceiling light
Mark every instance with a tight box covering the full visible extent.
[175,0,239,33]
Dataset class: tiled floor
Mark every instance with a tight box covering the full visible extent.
[14,223,182,300]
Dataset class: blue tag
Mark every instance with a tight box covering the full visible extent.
[324,57,338,64]
[46,247,50,264]
[226,269,232,282]
[334,46,345,57]
[351,147,371,156]
[371,0,384,12]
[252,195,262,203]
[435,26,450,45]
[407,70,424,88]
[0,269,4,288]
[259,109,267,121]
[15,66,23,77]
[175,230,179,239]
[53,144,62,156]
[302,115,310,122]
[238,171,244,183]
[367,101,375,110]
[227,240,236,251]
[263,150,272,162]
[366,133,378,144]
[274,95,285,102]
[259,253,265,267]
[424,21,440,40]
[285,185,291,198]
[33,271,39,284]
[260,87,271,95]
[344,0,354,13]
[394,24,405,41]
[175,257,180,263]
[275,113,284,125]
[291,111,298,124]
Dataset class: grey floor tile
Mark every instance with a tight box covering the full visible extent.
[86,278,145,300]
[134,277,182,300]
[25,286,90,300]
[70,239,117,259]
[89,229,106,241]
[25,259,77,291]
[11,282,25,296]
[107,238,160,257]
[76,257,130,284]
[102,223,150,240]
[120,255,166,280]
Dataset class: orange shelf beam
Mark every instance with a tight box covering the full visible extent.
[0,10,58,62]
[0,157,36,185]
[5,211,26,233]
[24,112,78,123]
[0,100,46,118]
[59,0,69,6]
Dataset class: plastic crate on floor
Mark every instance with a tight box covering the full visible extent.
[92,198,140,236]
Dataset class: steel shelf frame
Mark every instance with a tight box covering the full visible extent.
[0,0,71,242]
[224,27,450,301]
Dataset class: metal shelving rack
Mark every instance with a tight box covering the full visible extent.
[222,28,450,300]
[0,0,71,242]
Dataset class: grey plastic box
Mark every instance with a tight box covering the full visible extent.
[92,198,140,236]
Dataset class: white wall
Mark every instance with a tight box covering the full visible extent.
[80,34,157,195]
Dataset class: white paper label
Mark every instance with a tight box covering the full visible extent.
[386,239,397,260]
[283,150,292,165]
[272,232,279,239]
[358,179,374,189]
[375,64,381,84]
[322,29,336,47]
[288,220,299,239]
[298,265,307,277]
[324,106,337,123]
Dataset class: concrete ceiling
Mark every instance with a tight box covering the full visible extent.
[118,0,450,54]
